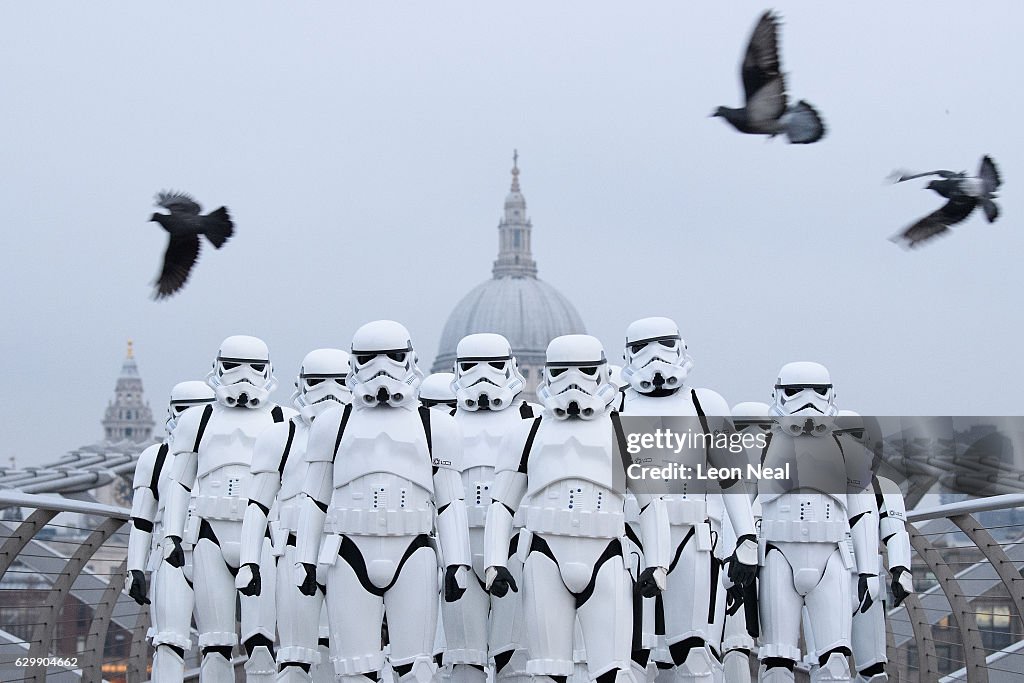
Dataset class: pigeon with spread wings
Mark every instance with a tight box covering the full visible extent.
[148,191,234,299]
[712,11,826,144]
[890,156,1002,248]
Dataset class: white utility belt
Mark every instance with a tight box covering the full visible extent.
[521,505,625,539]
[663,498,708,526]
[323,506,434,536]
[759,518,847,544]
[193,494,246,522]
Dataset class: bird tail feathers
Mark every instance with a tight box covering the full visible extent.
[784,100,826,144]
[204,207,234,248]
[981,198,1000,223]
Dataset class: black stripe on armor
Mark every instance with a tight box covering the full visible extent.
[194,404,214,453]
[518,417,542,473]
[332,403,354,463]
[278,420,297,475]
[338,534,432,597]
[150,443,169,499]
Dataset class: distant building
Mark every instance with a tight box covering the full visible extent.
[101,340,155,444]
[432,152,586,400]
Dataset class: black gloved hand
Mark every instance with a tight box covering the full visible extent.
[890,566,913,607]
[165,536,185,568]
[487,566,519,598]
[444,565,468,602]
[727,534,758,588]
[858,573,878,614]
[238,563,261,596]
[298,562,319,597]
[127,569,150,605]
[637,567,665,598]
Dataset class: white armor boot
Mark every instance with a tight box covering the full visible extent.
[237,349,351,683]
[294,321,473,683]
[126,381,214,683]
[163,336,296,683]
[442,334,539,683]
[757,364,880,683]
[484,334,672,683]
[619,318,757,683]
[420,372,458,411]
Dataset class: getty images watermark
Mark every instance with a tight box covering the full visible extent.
[623,424,785,482]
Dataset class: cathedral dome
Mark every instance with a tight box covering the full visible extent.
[432,153,586,398]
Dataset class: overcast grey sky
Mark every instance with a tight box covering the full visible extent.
[1,2,1021,463]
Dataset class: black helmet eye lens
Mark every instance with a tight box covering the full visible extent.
[222,361,239,371]
[489,361,506,370]
[387,352,407,362]
[335,378,348,385]
[658,339,677,348]
[461,362,476,372]
[629,342,646,354]
[356,354,375,365]
[549,368,567,378]
[306,378,324,387]
[784,387,800,397]
[814,387,829,396]
[580,366,598,376]
[250,363,266,373]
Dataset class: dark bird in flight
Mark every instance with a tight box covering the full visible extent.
[712,11,826,144]
[149,191,234,299]
[889,156,1002,248]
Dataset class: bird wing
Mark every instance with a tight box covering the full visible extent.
[888,169,960,183]
[153,233,201,299]
[891,196,977,248]
[978,155,1001,194]
[155,190,201,215]
[741,11,786,119]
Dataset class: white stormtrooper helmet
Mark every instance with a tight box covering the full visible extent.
[537,334,617,420]
[770,361,837,437]
[607,364,626,390]
[348,320,423,408]
[452,333,524,412]
[419,372,458,410]
[621,317,694,394]
[293,348,351,422]
[166,380,216,434]
[731,401,772,432]
[206,335,278,409]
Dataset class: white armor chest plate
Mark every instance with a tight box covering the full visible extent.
[457,408,525,470]
[196,405,278,479]
[622,388,696,416]
[521,417,625,538]
[333,407,434,492]
[759,432,848,508]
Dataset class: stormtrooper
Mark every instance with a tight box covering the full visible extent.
[757,362,880,683]
[236,349,352,683]
[618,317,757,683]
[163,335,295,683]
[484,334,672,683]
[810,411,912,683]
[420,372,459,411]
[294,320,472,683]
[442,333,539,683]
[126,380,215,682]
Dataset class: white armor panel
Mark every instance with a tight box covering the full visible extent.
[758,431,850,508]
[326,472,436,536]
[331,406,435,492]
[524,416,622,496]
[457,406,535,527]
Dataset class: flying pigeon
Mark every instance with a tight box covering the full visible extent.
[712,11,826,144]
[889,156,1002,248]
[148,191,234,299]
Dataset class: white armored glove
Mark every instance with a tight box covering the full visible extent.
[485,565,519,597]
